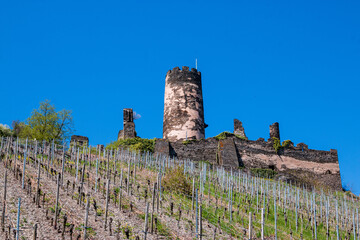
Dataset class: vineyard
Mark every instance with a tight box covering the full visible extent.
[0,137,358,240]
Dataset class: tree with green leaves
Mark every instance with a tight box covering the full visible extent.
[0,124,13,137]
[18,100,74,143]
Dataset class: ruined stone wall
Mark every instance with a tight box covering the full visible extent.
[163,66,206,141]
[234,119,246,138]
[269,122,280,141]
[118,108,136,140]
[155,137,342,190]
[70,135,89,147]
[157,138,218,163]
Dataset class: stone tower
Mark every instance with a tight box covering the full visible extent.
[118,108,137,140]
[163,66,206,141]
[269,122,280,141]
[234,119,246,139]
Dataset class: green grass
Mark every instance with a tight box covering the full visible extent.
[6,138,357,240]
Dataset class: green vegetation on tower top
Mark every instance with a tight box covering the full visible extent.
[214,131,247,140]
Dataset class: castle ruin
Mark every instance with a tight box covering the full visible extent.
[158,66,342,190]
[269,122,280,141]
[118,108,137,140]
[163,66,207,141]
[70,135,89,147]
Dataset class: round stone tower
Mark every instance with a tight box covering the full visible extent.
[163,66,206,141]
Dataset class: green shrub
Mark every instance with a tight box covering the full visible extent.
[250,168,277,178]
[0,124,13,137]
[106,137,155,153]
[214,131,247,140]
[282,140,292,148]
[214,132,229,140]
[272,137,282,153]
[162,167,192,196]
[273,138,293,153]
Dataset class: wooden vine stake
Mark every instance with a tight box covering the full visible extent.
[16,197,21,240]
[151,183,156,233]
[119,169,123,211]
[199,205,203,240]
[84,193,90,239]
[35,162,41,207]
[54,174,61,229]
[261,208,265,240]
[104,178,110,230]
[33,223,38,240]
[248,211,252,240]
[144,202,150,240]
[22,150,26,189]
[1,169,7,231]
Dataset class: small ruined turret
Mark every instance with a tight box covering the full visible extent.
[234,119,246,139]
[118,108,137,140]
[269,122,280,141]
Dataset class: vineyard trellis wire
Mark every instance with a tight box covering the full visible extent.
[0,136,359,239]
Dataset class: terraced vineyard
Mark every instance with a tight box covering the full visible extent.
[0,137,358,239]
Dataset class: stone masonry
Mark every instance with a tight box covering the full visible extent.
[155,120,342,190]
[70,135,89,147]
[163,66,207,141]
[269,122,280,141]
[118,108,137,140]
[234,119,247,138]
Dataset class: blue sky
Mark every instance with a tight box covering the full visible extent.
[1,0,359,194]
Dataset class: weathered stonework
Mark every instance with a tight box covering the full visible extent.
[163,66,207,141]
[156,67,342,191]
[269,122,280,141]
[118,108,137,140]
[97,144,104,151]
[70,135,89,147]
[234,119,246,138]
[155,121,342,191]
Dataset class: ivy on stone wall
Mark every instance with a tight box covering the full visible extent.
[273,138,293,153]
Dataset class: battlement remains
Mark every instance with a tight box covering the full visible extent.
[118,108,136,140]
[269,122,280,141]
[156,119,341,190]
[234,119,247,138]
[166,66,201,77]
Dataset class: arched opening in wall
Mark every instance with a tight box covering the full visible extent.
[269,164,275,170]
[325,170,332,174]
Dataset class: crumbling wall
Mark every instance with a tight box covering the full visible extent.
[118,108,137,140]
[70,135,89,147]
[269,122,280,141]
[156,138,217,164]
[234,119,246,138]
[155,136,342,190]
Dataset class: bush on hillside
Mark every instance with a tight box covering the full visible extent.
[250,168,277,179]
[0,124,12,137]
[162,167,192,196]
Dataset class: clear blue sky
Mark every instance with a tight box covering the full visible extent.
[1,1,359,194]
